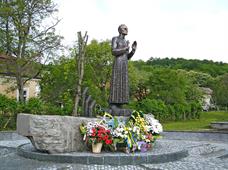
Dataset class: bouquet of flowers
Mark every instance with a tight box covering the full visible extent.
[80,110,163,153]
[104,111,162,153]
[126,111,156,152]
[80,122,113,145]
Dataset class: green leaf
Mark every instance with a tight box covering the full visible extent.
[113,117,118,129]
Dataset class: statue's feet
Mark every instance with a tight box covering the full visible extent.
[110,104,120,116]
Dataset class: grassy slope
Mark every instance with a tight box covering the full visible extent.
[162,111,228,131]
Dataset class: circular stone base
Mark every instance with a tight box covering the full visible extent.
[17,140,189,165]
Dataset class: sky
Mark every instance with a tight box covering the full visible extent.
[55,0,228,63]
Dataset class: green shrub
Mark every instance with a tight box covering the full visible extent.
[0,94,17,130]
[17,98,43,115]
[137,99,168,120]
[0,94,72,130]
[129,98,202,121]
[0,94,17,113]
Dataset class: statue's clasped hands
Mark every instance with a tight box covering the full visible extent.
[125,41,137,52]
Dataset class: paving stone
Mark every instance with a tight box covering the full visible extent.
[104,155,120,165]
[0,139,29,148]
[0,132,228,170]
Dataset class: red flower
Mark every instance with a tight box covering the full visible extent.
[86,125,113,145]
[103,135,108,141]
[105,139,112,145]
[97,133,103,138]
[91,132,96,137]
[98,129,105,134]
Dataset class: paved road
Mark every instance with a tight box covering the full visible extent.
[0,133,228,170]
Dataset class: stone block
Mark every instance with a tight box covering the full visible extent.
[211,122,228,130]
[17,113,99,153]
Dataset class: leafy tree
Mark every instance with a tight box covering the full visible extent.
[0,0,62,102]
[212,73,228,108]
[147,68,187,104]
[40,57,76,109]
[40,39,113,113]
[147,57,228,77]
[185,70,214,87]
[83,39,113,107]
[139,68,203,120]
[128,61,150,101]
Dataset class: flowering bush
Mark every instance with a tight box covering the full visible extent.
[80,122,113,145]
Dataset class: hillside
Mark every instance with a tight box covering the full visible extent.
[146,57,228,77]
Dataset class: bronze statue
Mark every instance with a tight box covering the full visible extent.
[109,24,137,116]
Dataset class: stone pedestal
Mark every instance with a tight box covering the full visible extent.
[108,106,132,116]
[17,113,99,153]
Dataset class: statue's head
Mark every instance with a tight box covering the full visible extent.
[118,24,128,35]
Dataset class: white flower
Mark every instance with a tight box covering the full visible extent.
[151,122,163,134]
[156,123,163,133]
[144,114,163,134]
[117,132,122,136]
[145,125,152,132]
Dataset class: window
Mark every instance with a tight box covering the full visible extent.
[17,88,29,101]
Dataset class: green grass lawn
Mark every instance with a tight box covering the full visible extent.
[162,111,228,131]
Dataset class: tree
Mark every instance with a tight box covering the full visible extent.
[0,0,62,102]
[128,61,150,102]
[148,69,185,104]
[212,73,228,108]
[185,70,214,87]
[40,39,113,115]
[40,57,76,108]
[147,57,228,77]
[84,39,113,106]
[147,68,202,105]
[72,32,88,116]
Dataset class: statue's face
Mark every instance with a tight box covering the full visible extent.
[119,25,128,35]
